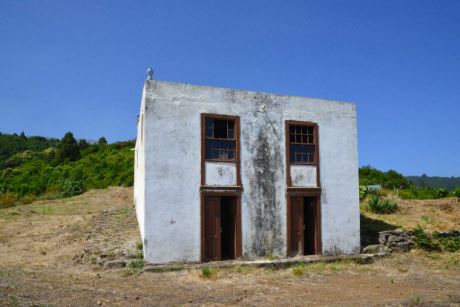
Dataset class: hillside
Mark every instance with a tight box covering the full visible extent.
[406,175,460,191]
[0,132,134,208]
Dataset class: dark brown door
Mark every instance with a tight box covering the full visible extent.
[289,197,304,256]
[204,197,221,261]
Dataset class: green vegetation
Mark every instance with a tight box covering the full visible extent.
[200,266,218,279]
[359,166,411,189]
[360,166,460,200]
[413,226,460,252]
[127,259,144,269]
[406,174,460,191]
[0,132,134,208]
[366,195,398,214]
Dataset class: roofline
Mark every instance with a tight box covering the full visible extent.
[144,79,356,107]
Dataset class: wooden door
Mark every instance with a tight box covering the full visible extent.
[204,197,221,261]
[289,197,304,256]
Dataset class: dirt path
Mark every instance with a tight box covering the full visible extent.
[1,187,459,306]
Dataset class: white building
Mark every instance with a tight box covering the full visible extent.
[134,78,360,264]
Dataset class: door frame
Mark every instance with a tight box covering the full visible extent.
[200,188,242,262]
[286,187,322,256]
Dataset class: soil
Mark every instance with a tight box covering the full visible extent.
[1,187,459,306]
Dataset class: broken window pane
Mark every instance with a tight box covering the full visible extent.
[205,117,237,161]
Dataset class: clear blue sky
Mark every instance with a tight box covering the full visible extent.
[1,1,459,176]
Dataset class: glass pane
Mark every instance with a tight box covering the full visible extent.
[301,126,307,134]
[307,127,314,135]
[228,150,234,160]
[295,134,301,143]
[228,121,234,130]
[307,135,314,143]
[289,125,295,134]
[214,119,227,138]
[228,141,235,150]
[306,144,315,154]
[205,118,214,137]
[205,140,212,159]
[290,144,295,162]
[228,129,234,139]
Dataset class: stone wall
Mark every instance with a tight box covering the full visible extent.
[363,230,414,254]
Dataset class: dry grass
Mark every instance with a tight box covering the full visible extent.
[0,187,459,306]
[361,196,460,232]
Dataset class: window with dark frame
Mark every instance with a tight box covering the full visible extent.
[205,117,236,161]
[289,124,316,164]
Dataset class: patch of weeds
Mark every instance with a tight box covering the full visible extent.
[121,267,141,277]
[136,251,144,259]
[434,234,460,252]
[136,241,143,251]
[291,263,306,276]
[409,295,422,306]
[127,259,144,269]
[233,265,254,274]
[200,266,218,279]
[265,254,279,261]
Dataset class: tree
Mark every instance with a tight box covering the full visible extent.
[98,137,108,146]
[56,132,81,162]
[78,139,89,150]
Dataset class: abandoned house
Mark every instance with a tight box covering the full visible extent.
[134,75,360,264]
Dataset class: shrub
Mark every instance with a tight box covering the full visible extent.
[434,233,460,252]
[413,226,441,252]
[436,188,449,198]
[367,196,398,214]
[59,178,85,197]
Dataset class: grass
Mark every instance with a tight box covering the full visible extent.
[200,266,218,279]
[127,259,144,269]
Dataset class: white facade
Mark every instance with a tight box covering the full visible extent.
[134,80,360,264]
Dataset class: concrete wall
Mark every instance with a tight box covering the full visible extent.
[135,80,360,264]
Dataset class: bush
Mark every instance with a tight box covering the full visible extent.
[292,263,306,276]
[434,233,460,252]
[367,195,398,214]
[59,178,85,197]
[413,226,441,252]
[436,188,449,198]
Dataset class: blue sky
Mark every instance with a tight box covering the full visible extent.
[1,1,459,176]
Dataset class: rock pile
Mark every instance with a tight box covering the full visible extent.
[363,230,414,254]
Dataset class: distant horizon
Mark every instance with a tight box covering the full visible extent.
[1,1,459,176]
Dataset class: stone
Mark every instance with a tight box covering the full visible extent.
[363,245,380,254]
[387,235,402,243]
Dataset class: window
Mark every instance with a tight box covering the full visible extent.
[289,124,316,164]
[205,117,236,161]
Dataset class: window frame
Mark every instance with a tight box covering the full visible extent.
[202,114,239,163]
[286,121,318,166]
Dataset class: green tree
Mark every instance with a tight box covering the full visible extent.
[78,139,89,150]
[56,132,81,162]
[98,137,107,146]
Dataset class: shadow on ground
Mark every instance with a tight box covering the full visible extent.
[360,214,399,247]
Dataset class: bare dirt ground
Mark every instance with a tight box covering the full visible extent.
[1,187,459,306]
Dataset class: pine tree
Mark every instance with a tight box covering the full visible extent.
[56,132,81,162]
